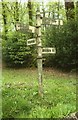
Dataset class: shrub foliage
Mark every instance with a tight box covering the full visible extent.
[44,19,78,71]
[2,19,78,70]
[2,31,36,67]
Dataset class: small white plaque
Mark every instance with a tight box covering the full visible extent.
[27,38,36,46]
[42,48,56,54]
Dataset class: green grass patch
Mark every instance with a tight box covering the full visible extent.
[2,68,76,118]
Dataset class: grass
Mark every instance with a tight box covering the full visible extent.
[2,68,76,118]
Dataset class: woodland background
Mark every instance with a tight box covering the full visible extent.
[1,0,78,71]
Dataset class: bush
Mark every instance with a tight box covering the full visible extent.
[44,19,78,71]
[2,31,36,67]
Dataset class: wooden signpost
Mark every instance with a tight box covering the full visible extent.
[36,9,43,97]
[16,8,56,97]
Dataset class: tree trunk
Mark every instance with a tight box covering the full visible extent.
[27,0,33,25]
[15,2,19,21]
[65,0,75,20]
[42,2,46,29]
[76,1,78,20]
[2,0,8,40]
[58,1,60,26]
[14,1,19,30]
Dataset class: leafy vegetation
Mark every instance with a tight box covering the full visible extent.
[44,19,78,71]
[2,31,36,67]
[1,1,78,71]
[2,68,76,118]
[1,0,77,119]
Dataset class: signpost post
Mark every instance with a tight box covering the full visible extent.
[16,8,56,97]
[36,8,43,97]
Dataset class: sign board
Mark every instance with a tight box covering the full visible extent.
[16,23,29,31]
[52,20,63,25]
[42,47,56,54]
[27,38,36,46]
[42,17,63,25]
[16,23,35,33]
[42,17,53,25]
